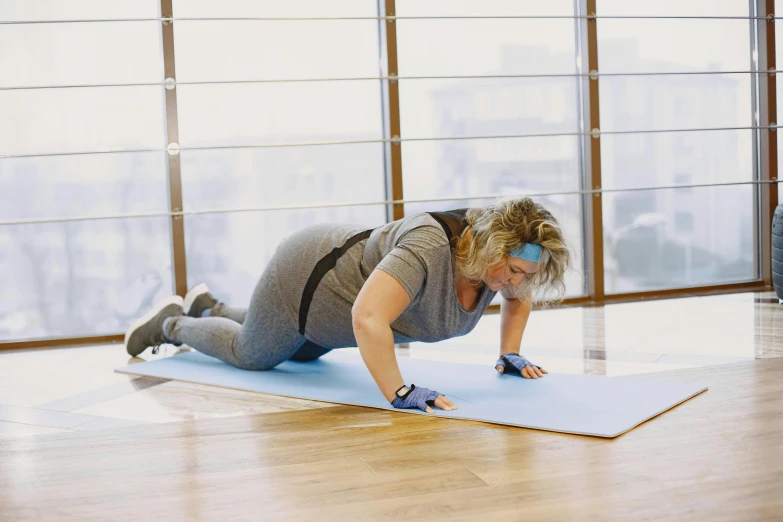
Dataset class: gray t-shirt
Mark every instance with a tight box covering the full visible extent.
[274,213,497,349]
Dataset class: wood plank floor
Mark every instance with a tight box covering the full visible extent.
[1,292,782,520]
[0,359,781,520]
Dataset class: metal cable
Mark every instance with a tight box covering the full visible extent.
[1,125,775,160]
[1,15,781,25]
[1,69,777,92]
[0,179,776,227]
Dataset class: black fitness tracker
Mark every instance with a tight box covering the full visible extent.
[395,384,413,399]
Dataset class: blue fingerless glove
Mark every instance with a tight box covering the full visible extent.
[496,353,541,375]
[390,384,441,412]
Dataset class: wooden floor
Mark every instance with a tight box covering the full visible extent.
[1,291,782,520]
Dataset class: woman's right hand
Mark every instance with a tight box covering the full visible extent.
[390,384,458,413]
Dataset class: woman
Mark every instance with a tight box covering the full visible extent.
[125,197,571,413]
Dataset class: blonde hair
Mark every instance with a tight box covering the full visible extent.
[455,197,572,303]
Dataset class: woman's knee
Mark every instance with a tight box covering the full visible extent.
[232,354,277,371]
[231,339,280,371]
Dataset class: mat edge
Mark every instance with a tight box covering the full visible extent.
[116,364,705,439]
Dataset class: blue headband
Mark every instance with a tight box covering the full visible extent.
[509,243,542,263]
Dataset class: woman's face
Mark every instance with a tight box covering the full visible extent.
[482,256,539,291]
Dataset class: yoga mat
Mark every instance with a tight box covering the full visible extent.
[116,350,707,438]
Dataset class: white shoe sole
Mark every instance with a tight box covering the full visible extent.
[124,295,184,349]
[183,283,210,316]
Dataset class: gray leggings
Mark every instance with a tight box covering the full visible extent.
[163,261,332,370]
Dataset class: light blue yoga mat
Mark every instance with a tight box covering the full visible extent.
[117,350,707,438]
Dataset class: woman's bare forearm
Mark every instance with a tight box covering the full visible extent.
[500,295,532,355]
[353,316,405,402]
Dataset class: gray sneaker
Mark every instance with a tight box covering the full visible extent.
[124,295,184,357]
[183,283,218,318]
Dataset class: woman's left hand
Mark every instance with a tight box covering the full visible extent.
[495,353,548,379]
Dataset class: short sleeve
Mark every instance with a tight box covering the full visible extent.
[374,225,448,300]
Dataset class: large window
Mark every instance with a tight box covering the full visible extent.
[172,0,388,304]
[0,0,773,343]
[0,2,172,340]
[396,0,585,296]
[598,0,756,292]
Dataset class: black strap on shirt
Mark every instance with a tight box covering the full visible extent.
[298,229,373,335]
[426,208,469,247]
